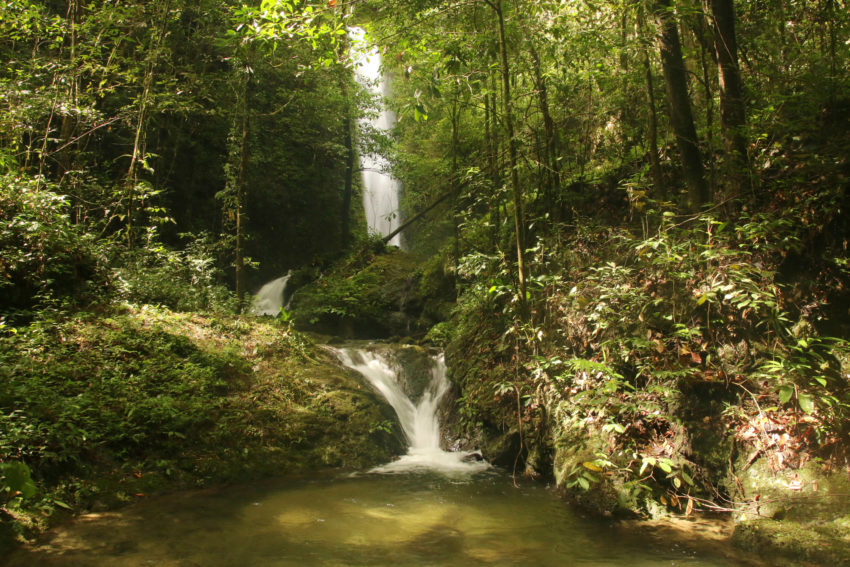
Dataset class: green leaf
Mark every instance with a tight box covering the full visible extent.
[1,462,37,499]
[639,457,655,476]
[778,385,794,404]
[798,393,815,414]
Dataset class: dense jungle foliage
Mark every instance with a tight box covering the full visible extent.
[2,0,850,561]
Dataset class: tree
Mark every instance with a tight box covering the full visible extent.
[653,0,709,211]
[707,0,748,200]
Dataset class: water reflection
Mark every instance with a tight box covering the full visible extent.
[5,471,753,567]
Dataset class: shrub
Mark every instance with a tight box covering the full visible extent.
[0,175,104,315]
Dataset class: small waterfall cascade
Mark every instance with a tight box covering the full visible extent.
[333,346,488,474]
[350,27,403,248]
[250,272,291,316]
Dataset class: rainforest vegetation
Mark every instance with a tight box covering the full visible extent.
[2,0,849,563]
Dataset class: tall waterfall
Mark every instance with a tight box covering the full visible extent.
[250,272,291,316]
[334,346,488,474]
[350,28,403,248]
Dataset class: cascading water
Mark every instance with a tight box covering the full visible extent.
[333,346,488,475]
[250,271,291,316]
[350,27,403,248]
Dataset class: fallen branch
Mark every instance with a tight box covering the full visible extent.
[382,184,463,244]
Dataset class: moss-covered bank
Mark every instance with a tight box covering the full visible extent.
[290,247,456,340]
[0,305,404,554]
[439,212,850,565]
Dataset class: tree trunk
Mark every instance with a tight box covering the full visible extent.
[643,50,665,199]
[450,90,461,274]
[489,0,527,309]
[338,17,355,249]
[654,0,709,211]
[485,70,501,249]
[235,74,249,305]
[340,78,355,248]
[708,0,748,199]
[529,43,560,214]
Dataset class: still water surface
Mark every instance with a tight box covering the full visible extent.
[6,469,751,567]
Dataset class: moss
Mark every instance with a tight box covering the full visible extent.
[0,306,405,550]
[733,517,850,565]
[291,249,456,340]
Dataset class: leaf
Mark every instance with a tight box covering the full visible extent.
[0,462,37,499]
[778,385,794,404]
[658,460,673,474]
[577,476,590,490]
[53,500,73,510]
[798,393,815,414]
[582,461,603,472]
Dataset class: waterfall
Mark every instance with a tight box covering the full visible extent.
[333,346,488,474]
[350,27,403,248]
[251,272,291,316]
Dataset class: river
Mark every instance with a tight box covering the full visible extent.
[3,344,756,566]
[4,469,752,566]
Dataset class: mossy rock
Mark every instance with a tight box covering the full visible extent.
[0,308,408,551]
[387,344,437,403]
[552,421,641,518]
[727,453,850,564]
[733,516,850,566]
[291,250,436,339]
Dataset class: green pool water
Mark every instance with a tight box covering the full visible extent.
[5,469,753,566]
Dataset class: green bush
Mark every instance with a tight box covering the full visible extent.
[0,175,104,314]
[112,233,237,312]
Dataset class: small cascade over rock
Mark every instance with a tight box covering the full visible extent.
[350,27,403,248]
[333,344,488,475]
[251,272,291,316]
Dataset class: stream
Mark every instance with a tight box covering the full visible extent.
[5,471,751,567]
[4,345,754,566]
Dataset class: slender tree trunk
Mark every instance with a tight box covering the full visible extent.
[654,0,709,211]
[125,0,172,246]
[696,20,716,196]
[488,0,527,309]
[340,68,355,248]
[451,90,461,274]
[708,0,749,200]
[638,5,666,199]
[644,51,665,199]
[340,112,355,247]
[529,43,559,214]
[59,0,79,210]
[337,11,355,249]
[485,70,501,249]
[235,73,249,305]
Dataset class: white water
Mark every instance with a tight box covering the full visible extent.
[350,27,403,248]
[334,347,488,475]
[251,272,291,316]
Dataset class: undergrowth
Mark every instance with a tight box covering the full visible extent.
[0,306,399,547]
[449,201,850,515]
